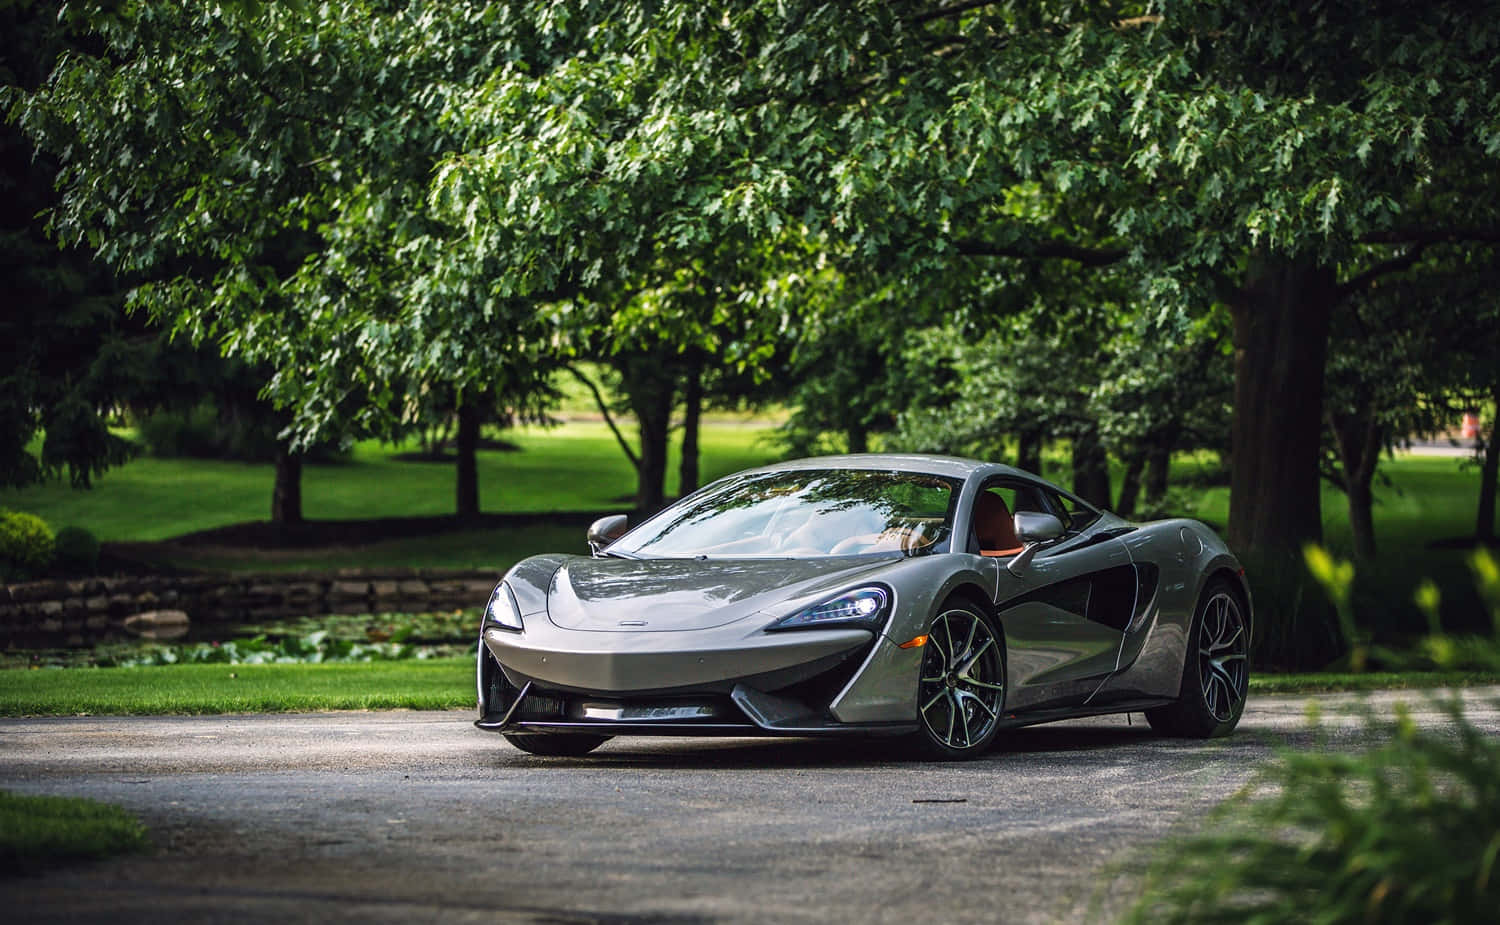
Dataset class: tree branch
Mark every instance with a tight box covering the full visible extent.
[566,364,639,472]
[1336,244,1427,299]
[955,239,1127,267]
[909,1,1001,26]
[1358,227,1500,246]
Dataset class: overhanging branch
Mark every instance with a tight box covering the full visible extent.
[566,365,639,472]
[1359,227,1500,246]
[909,1,1000,25]
[955,239,1127,267]
[1336,244,1427,299]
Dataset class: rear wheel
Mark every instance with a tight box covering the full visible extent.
[912,600,1006,760]
[503,733,611,757]
[1146,580,1250,738]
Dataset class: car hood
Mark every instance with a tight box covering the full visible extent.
[545,556,894,632]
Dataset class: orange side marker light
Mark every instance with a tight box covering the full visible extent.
[898,635,928,649]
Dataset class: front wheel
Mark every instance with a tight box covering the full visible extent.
[503,733,611,757]
[911,600,1007,760]
[1146,580,1250,738]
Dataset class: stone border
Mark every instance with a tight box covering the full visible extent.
[0,569,500,648]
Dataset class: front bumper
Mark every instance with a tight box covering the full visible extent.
[477,622,916,737]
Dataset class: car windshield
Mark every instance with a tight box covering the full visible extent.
[611,469,960,559]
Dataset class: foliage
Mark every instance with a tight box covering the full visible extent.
[0,790,148,875]
[51,525,99,576]
[0,0,144,490]
[0,509,55,581]
[96,630,462,668]
[12,0,560,457]
[1123,696,1500,924]
[134,397,346,464]
[1305,543,1365,671]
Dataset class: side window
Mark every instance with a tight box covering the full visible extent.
[1046,490,1101,532]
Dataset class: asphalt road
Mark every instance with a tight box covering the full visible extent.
[3,688,1498,924]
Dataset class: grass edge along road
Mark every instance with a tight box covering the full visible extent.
[0,659,476,716]
[2,659,1499,717]
[0,790,149,875]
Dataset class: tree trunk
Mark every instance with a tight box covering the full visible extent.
[847,423,869,454]
[1016,429,1043,475]
[1228,257,1340,670]
[1479,384,1500,542]
[1115,452,1146,518]
[1227,258,1337,556]
[623,359,676,514]
[1070,428,1111,509]
[455,399,481,520]
[1329,404,1384,561]
[1143,431,1175,507]
[678,355,703,497]
[271,447,303,525]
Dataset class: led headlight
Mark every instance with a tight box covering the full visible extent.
[768,586,890,632]
[484,582,524,632]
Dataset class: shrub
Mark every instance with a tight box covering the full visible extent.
[1123,696,1500,924]
[52,526,101,576]
[136,401,349,463]
[0,510,56,582]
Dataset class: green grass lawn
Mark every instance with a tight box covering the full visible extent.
[0,659,475,715]
[1,790,149,875]
[1,658,1494,717]
[0,419,782,542]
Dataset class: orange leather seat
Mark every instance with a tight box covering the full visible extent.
[974,492,1024,557]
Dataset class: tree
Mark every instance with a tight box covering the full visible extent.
[14,1,559,518]
[1,0,145,490]
[428,0,1500,665]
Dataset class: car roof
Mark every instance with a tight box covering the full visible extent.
[745,453,1023,481]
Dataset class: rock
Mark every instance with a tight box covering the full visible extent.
[122,609,191,641]
[330,580,370,598]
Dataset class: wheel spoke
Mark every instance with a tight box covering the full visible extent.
[955,688,997,720]
[930,624,951,669]
[921,688,948,713]
[956,636,995,679]
[958,617,978,664]
[961,678,1006,693]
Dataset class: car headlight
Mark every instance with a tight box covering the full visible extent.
[484,582,524,632]
[768,586,890,632]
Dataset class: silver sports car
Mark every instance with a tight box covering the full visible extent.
[476,454,1251,760]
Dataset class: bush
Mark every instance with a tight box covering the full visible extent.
[52,526,101,576]
[1123,696,1500,924]
[0,510,56,582]
[136,401,349,463]
[135,402,233,459]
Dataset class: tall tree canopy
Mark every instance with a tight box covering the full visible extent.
[427,0,1500,661]
[16,0,1500,663]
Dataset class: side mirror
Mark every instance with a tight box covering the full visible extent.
[1007,512,1065,576]
[1014,512,1065,544]
[587,514,629,556]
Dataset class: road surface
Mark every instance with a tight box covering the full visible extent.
[3,688,1497,923]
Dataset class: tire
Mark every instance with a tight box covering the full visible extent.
[1146,579,1250,738]
[503,733,611,757]
[910,599,1007,760]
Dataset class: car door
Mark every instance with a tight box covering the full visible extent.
[974,481,1139,712]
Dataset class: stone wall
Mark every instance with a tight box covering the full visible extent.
[0,569,500,647]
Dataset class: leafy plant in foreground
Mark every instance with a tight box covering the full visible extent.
[1124,697,1500,924]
